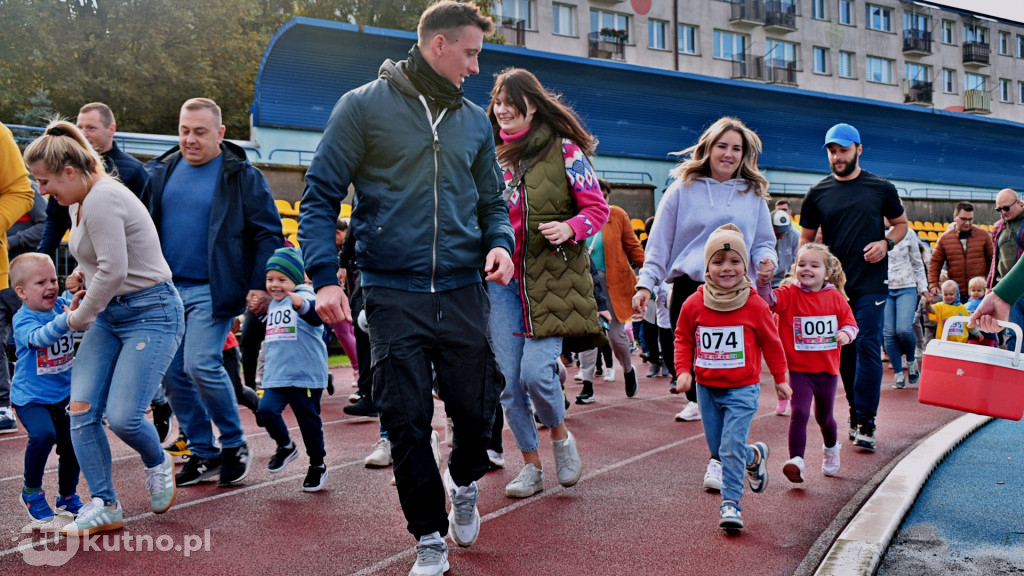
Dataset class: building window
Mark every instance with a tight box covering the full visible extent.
[941,20,954,44]
[495,0,534,30]
[765,39,797,68]
[678,24,697,55]
[1018,35,1024,58]
[553,3,575,36]
[999,31,1009,54]
[812,0,826,20]
[838,51,855,78]
[838,0,853,26]
[963,24,988,45]
[813,46,829,74]
[942,68,956,93]
[649,19,668,50]
[1018,81,1024,104]
[713,30,747,62]
[866,4,892,32]
[965,72,986,91]
[905,12,928,36]
[591,9,631,43]
[999,78,1011,102]
[905,62,930,83]
[866,56,893,84]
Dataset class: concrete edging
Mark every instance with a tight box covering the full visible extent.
[812,412,993,576]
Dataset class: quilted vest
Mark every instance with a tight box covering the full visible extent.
[516,129,601,340]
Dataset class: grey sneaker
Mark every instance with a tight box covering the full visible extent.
[145,452,177,513]
[505,463,544,498]
[62,497,123,536]
[552,431,582,487]
[893,371,906,389]
[409,533,449,576]
[907,360,921,384]
[443,468,480,548]
[746,442,769,493]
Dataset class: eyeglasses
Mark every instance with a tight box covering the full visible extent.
[957,217,974,222]
[996,204,1018,213]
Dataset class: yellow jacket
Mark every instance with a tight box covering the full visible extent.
[0,124,36,289]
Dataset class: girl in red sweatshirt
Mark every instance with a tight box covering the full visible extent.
[675,224,790,532]
[756,243,858,483]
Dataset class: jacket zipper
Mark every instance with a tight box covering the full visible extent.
[517,169,533,338]
[419,95,447,293]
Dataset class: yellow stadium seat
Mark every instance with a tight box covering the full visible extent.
[281,217,298,235]
[921,221,935,231]
[791,214,800,224]
[639,232,648,242]
[930,241,937,249]
[912,220,925,231]
[934,222,947,232]
[340,204,352,218]
[287,234,299,248]
[926,231,939,241]
[917,230,928,239]
[631,218,644,231]
[275,199,298,217]
[61,229,70,243]
[293,200,301,214]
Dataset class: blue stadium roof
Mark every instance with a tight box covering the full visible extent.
[252,17,1024,190]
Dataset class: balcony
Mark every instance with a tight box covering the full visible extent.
[903,30,932,56]
[496,18,526,47]
[962,42,990,67]
[903,80,933,105]
[588,32,625,61]
[764,1,797,33]
[964,89,991,114]
[730,0,764,27]
[732,56,797,85]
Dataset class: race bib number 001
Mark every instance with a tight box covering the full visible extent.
[695,326,745,369]
[265,307,298,342]
[36,332,74,375]
[794,315,837,351]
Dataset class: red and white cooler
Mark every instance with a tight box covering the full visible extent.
[918,317,1024,421]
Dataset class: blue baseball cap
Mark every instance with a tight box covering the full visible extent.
[823,123,861,148]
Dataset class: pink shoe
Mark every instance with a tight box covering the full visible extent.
[775,399,790,416]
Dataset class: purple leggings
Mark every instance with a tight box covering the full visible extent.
[788,371,839,458]
[331,321,359,372]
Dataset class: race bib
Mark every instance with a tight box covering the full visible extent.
[695,326,745,369]
[946,320,965,337]
[794,315,838,351]
[36,332,74,375]
[265,306,298,342]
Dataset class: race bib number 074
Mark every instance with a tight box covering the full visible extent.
[695,326,745,369]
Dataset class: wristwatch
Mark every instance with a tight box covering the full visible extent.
[885,237,895,252]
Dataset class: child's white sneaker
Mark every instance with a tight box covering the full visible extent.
[822,443,842,476]
[782,456,805,483]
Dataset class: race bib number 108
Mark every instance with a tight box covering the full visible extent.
[695,326,745,369]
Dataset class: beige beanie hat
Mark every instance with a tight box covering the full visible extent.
[704,224,749,273]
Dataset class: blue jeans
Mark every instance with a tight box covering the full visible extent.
[883,287,919,373]
[697,383,760,508]
[489,281,564,453]
[70,282,184,504]
[162,284,245,459]
[840,294,886,426]
[1006,297,1024,351]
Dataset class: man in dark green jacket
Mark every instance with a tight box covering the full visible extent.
[298,3,513,575]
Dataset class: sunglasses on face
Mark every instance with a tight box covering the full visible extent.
[996,203,1019,213]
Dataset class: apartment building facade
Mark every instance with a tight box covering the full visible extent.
[492,0,1024,124]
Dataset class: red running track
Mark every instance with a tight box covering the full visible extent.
[0,357,960,575]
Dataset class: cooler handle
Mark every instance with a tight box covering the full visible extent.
[940,316,1022,367]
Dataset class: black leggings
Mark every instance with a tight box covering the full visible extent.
[667,276,703,403]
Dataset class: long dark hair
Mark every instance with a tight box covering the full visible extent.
[487,67,597,165]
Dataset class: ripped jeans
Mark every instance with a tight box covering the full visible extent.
[69,282,184,505]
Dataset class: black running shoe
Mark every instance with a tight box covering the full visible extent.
[302,464,328,492]
[151,402,174,444]
[326,373,335,396]
[624,369,638,398]
[343,396,377,417]
[176,455,222,486]
[220,444,251,486]
[268,443,298,473]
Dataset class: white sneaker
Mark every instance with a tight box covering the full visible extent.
[552,431,582,487]
[702,458,722,492]
[486,449,505,469]
[782,456,805,483]
[573,371,584,381]
[675,402,701,422]
[430,430,441,469]
[443,468,480,548]
[505,463,544,498]
[444,418,454,447]
[822,443,842,476]
[364,438,392,468]
[603,367,616,382]
[409,532,449,576]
